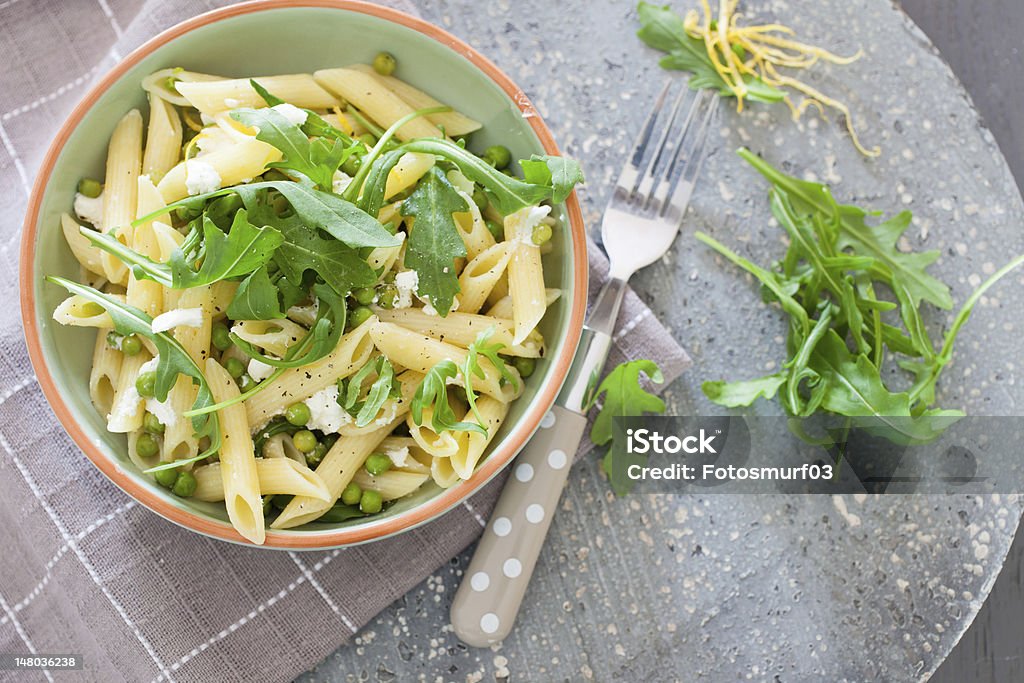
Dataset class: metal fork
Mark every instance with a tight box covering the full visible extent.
[451,83,718,646]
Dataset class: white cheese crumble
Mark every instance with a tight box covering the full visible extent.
[145,396,178,428]
[74,191,104,227]
[506,204,552,245]
[151,307,204,333]
[332,170,354,194]
[385,445,410,468]
[303,385,351,434]
[248,358,276,382]
[106,385,141,431]
[393,270,419,309]
[272,103,308,126]
[184,160,222,196]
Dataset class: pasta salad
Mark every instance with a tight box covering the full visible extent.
[48,54,583,544]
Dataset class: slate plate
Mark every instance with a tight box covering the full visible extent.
[300,1,1024,680]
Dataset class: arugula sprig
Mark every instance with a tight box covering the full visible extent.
[339,356,398,427]
[84,209,283,290]
[410,360,487,436]
[700,149,1024,443]
[463,327,519,429]
[587,360,667,495]
[47,277,221,470]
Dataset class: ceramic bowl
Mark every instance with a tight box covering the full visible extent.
[20,0,586,548]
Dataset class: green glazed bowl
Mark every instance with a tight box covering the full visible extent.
[20,0,587,548]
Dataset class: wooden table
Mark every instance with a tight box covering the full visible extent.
[900,3,1024,681]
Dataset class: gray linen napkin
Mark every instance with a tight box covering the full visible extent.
[0,1,690,681]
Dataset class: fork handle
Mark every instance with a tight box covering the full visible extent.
[450,405,589,647]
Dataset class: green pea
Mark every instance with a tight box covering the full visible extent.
[77,177,102,198]
[482,144,512,170]
[175,204,203,222]
[106,331,122,349]
[359,489,383,514]
[285,401,311,427]
[238,374,255,391]
[358,133,377,147]
[485,220,504,242]
[153,467,179,489]
[135,371,157,398]
[348,305,373,329]
[211,322,232,351]
[341,482,362,506]
[292,429,317,453]
[120,334,142,356]
[143,411,165,434]
[372,51,397,76]
[306,442,328,468]
[514,356,536,378]
[79,301,104,317]
[376,284,398,309]
[341,155,361,176]
[136,432,160,458]
[172,470,197,497]
[531,223,553,246]
[224,357,245,379]
[353,287,376,306]
[472,187,489,210]
[364,452,392,475]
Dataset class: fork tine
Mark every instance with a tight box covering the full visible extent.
[634,87,687,201]
[614,81,671,194]
[658,89,718,217]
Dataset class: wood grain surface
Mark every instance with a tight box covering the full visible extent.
[899,1,1024,681]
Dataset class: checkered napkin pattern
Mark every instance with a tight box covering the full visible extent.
[0,1,691,681]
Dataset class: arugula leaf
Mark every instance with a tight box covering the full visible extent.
[341,356,397,427]
[636,2,784,103]
[702,373,786,408]
[587,359,666,496]
[231,107,358,192]
[518,155,585,203]
[463,327,520,429]
[46,276,221,466]
[227,265,286,320]
[249,79,285,106]
[400,167,469,315]
[410,360,486,436]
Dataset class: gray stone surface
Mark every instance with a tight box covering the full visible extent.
[298,0,1024,680]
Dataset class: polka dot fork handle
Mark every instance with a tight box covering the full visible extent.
[451,404,589,646]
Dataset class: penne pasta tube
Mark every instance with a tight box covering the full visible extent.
[142,93,183,181]
[504,208,548,344]
[89,331,122,415]
[162,286,214,460]
[192,458,330,503]
[157,137,282,203]
[352,469,430,501]
[457,242,512,314]
[100,109,144,284]
[453,188,496,260]
[61,213,106,277]
[141,68,223,107]
[175,74,338,114]
[348,63,482,136]
[231,319,309,358]
[106,351,151,433]
[486,288,561,320]
[449,397,508,479]
[271,416,404,529]
[313,68,444,141]
[369,322,521,401]
[126,176,167,319]
[206,358,265,544]
[430,454,461,489]
[245,317,377,428]
[53,293,122,328]
[375,308,543,358]
[384,152,435,198]
[407,406,460,458]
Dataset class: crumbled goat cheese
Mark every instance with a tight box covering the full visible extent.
[272,103,308,126]
[248,358,276,382]
[394,270,419,309]
[151,307,204,333]
[332,170,354,194]
[184,160,222,196]
[507,205,552,244]
[74,191,105,227]
[304,385,351,433]
[146,396,178,428]
[106,385,141,431]
[385,445,410,468]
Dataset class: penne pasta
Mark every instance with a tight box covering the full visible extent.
[375,308,543,358]
[156,137,282,203]
[486,288,562,320]
[142,93,183,181]
[192,458,330,503]
[176,73,338,114]
[352,468,430,501]
[206,358,265,544]
[99,109,144,285]
[313,68,444,141]
[449,397,508,479]
[88,332,122,415]
[504,208,549,344]
[61,213,106,277]
[457,242,512,314]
